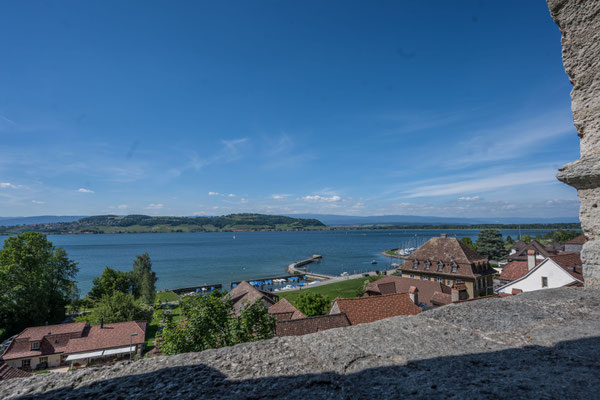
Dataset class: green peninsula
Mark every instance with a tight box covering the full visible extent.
[0,214,327,235]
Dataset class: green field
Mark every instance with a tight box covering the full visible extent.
[278,275,384,306]
[156,291,180,302]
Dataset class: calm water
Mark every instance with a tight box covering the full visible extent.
[0,229,552,295]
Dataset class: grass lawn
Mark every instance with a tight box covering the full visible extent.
[156,291,180,302]
[278,275,384,307]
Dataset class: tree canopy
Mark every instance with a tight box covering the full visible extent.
[88,266,132,300]
[131,253,157,304]
[475,229,507,260]
[156,292,276,355]
[0,232,78,340]
[77,291,152,325]
[295,292,330,317]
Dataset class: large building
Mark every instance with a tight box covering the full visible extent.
[399,234,496,299]
[364,276,454,307]
[0,321,146,371]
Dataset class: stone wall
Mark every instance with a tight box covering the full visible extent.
[549,0,600,285]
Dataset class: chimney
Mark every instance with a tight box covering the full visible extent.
[409,286,419,305]
[527,250,536,271]
[440,233,447,239]
[100,318,104,329]
[451,288,460,302]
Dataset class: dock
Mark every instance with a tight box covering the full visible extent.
[229,275,305,289]
[171,283,223,295]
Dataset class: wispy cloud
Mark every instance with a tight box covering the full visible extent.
[77,188,94,193]
[0,182,18,189]
[145,203,164,210]
[208,192,219,196]
[31,200,44,204]
[458,196,481,201]
[227,193,235,198]
[301,195,342,202]
[403,168,557,198]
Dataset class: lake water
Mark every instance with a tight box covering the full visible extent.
[0,229,553,295]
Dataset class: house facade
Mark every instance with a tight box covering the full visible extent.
[496,252,583,294]
[0,320,146,371]
[507,240,557,262]
[564,234,586,253]
[399,234,496,299]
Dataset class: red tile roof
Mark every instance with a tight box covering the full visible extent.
[330,293,421,326]
[565,234,586,245]
[64,321,146,354]
[499,253,583,283]
[1,322,87,361]
[499,261,536,282]
[268,298,305,321]
[276,313,351,336]
[227,281,278,312]
[365,276,452,306]
[400,236,494,279]
[0,363,31,380]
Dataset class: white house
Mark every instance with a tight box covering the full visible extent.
[495,251,583,295]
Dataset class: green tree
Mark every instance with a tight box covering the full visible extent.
[156,292,276,355]
[475,229,507,261]
[78,291,152,325]
[460,237,477,251]
[549,229,580,243]
[131,253,157,304]
[521,234,532,244]
[295,293,330,317]
[88,266,132,299]
[0,232,79,339]
[506,236,515,245]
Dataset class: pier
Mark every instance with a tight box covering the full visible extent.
[229,274,306,289]
[171,283,223,295]
[286,255,334,279]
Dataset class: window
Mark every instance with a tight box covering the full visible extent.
[412,259,419,269]
[450,261,458,273]
[421,275,428,280]
[541,277,548,288]
[456,279,463,283]
[437,261,444,271]
[22,359,31,369]
[437,277,443,283]
[30,341,39,351]
[447,280,452,285]
[39,357,48,364]
[409,274,415,278]
[424,261,431,270]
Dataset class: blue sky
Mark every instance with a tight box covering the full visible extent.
[0,0,580,218]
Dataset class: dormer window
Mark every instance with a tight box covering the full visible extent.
[424,260,431,270]
[30,341,39,351]
[437,261,444,271]
[412,259,419,269]
[451,261,458,273]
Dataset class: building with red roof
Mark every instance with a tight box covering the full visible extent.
[0,363,31,380]
[0,320,146,371]
[329,292,421,326]
[365,276,453,306]
[268,298,305,321]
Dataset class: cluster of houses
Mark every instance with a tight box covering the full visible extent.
[0,233,585,380]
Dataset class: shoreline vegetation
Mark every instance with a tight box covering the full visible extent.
[0,213,581,235]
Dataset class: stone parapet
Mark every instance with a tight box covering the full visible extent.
[548,0,600,286]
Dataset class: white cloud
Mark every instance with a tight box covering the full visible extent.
[0,182,17,189]
[240,198,248,203]
[302,195,342,203]
[145,203,164,210]
[77,188,94,193]
[458,196,481,201]
[227,193,235,197]
[403,168,557,198]
[208,192,219,196]
[117,204,129,209]
[31,200,44,204]
[272,194,288,200]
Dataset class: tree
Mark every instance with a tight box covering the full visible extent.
[156,292,276,355]
[521,234,532,244]
[295,293,330,317]
[475,229,507,261]
[460,237,477,251]
[0,232,78,339]
[77,291,152,325]
[88,266,132,299]
[131,253,157,304]
[549,229,580,243]
[506,236,515,245]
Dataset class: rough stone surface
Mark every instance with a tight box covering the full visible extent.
[1,287,599,399]
[549,0,600,285]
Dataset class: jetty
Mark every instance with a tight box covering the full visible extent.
[171,283,222,295]
[286,255,334,280]
[229,275,306,289]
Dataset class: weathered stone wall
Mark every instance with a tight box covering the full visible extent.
[549,0,600,285]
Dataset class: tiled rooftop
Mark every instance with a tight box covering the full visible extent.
[331,292,421,325]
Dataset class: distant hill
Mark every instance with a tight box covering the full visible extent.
[0,216,86,227]
[288,214,580,226]
[0,214,326,235]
